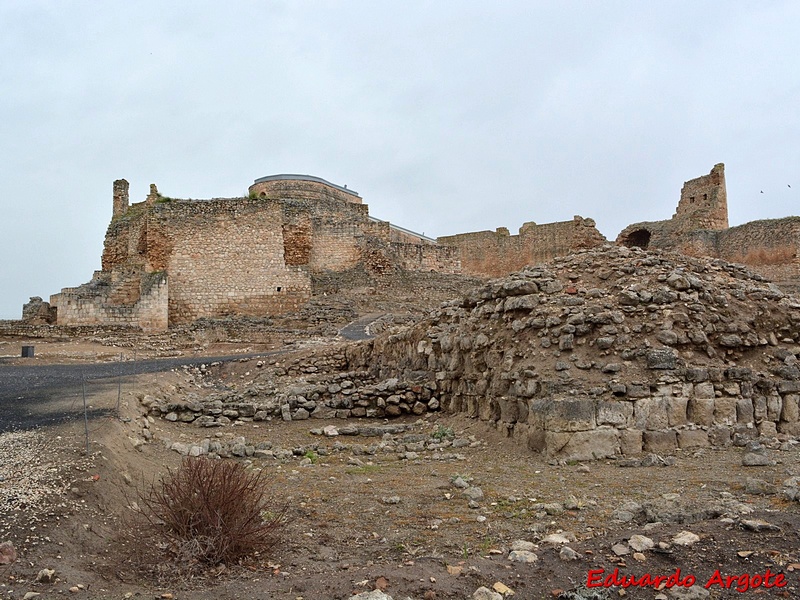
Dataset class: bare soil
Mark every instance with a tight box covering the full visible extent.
[3,338,800,600]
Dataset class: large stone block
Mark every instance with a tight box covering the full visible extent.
[736,398,754,424]
[677,429,710,449]
[643,430,678,453]
[478,396,499,421]
[525,425,547,453]
[753,396,767,421]
[693,382,715,399]
[687,397,714,426]
[667,397,689,427]
[780,394,799,423]
[619,429,644,455]
[713,397,737,426]
[646,349,678,370]
[634,397,669,430]
[708,426,732,447]
[767,394,783,421]
[597,400,634,427]
[777,421,800,436]
[545,428,620,460]
[530,398,597,432]
[498,397,519,423]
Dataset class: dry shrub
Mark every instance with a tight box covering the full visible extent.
[133,457,286,572]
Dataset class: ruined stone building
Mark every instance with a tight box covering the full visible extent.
[618,164,800,291]
[46,175,462,330]
[20,164,799,331]
[24,173,607,331]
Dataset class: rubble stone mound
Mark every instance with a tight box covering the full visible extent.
[353,244,800,459]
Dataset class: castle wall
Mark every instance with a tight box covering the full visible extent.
[389,242,461,273]
[618,165,800,291]
[673,163,728,230]
[148,199,312,324]
[438,216,606,277]
[54,271,168,332]
[715,218,800,287]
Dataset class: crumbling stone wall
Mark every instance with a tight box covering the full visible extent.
[53,270,168,331]
[51,175,466,329]
[20,297,56,324]
[618,164,799,290]
[673,163,728,231]
[148,199,311,323]
[338,246,800,459]
[438,216,606,277]
[112,179,129,219]
[714,218,800,289]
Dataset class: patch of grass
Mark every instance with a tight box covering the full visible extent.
[432,424,455,441]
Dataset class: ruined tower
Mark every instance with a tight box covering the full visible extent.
[673,163,728,230]
[112,179,129,218]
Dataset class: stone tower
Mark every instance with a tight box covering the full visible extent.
[113,179,129,218]
[673,163,728,230]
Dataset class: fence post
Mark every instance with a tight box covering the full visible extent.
[82,375,90,455]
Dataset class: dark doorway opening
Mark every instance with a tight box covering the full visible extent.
[622,229,651,249]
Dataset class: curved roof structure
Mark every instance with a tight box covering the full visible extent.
[253,174,360,198]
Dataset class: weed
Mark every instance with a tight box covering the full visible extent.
[131,458,286,571]
[432,424,455,441]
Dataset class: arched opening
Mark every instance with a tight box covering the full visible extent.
[621,229,651,249]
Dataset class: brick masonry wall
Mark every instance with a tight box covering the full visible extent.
[715,218,800,285]
[389,242,461,273]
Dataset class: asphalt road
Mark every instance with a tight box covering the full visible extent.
[0,354,264,433]
[338,313,382,341]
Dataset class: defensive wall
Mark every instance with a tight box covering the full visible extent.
[45,175,462,331]
[17,165,800,331]
[438,216,606,278]
[618,164,800,291]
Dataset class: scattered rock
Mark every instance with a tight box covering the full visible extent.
[628,534,654,552]
[473,587,503,600]
[0,541,16,565]
[671,531,700,547]
[34,568,56,583]
[508,550,539,563]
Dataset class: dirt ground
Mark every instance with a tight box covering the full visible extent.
[3,335,800,600]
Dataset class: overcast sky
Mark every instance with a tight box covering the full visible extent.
[1,1,798,319]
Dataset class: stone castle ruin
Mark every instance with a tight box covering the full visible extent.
[18,164,800,330]
[619,164,800,291]
[26,174,606,330]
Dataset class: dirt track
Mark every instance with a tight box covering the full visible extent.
[3,347,800,599]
